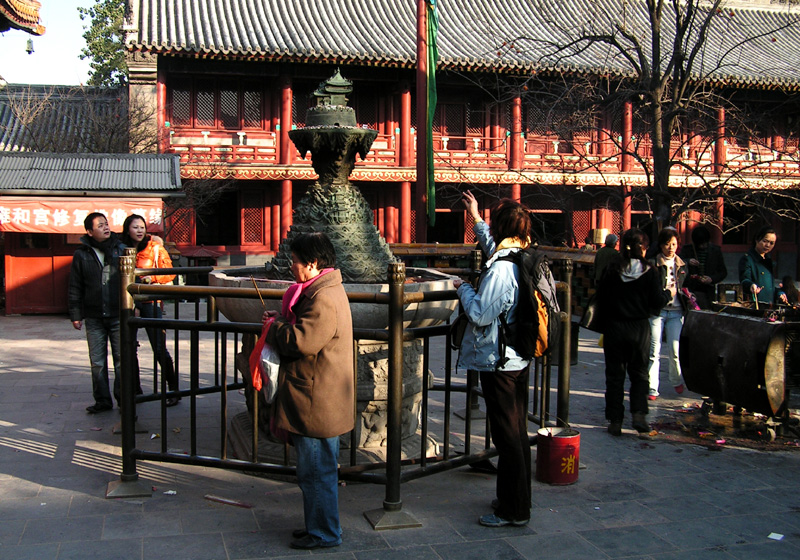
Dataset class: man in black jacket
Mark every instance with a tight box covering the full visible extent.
[679,226,727,310]
[68,212,127,413]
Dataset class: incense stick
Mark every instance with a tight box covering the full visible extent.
[250,276,267,310]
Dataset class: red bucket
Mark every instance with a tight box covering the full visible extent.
[535,427,580,485]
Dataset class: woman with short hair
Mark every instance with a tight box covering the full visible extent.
[263,232,354,550]
[647,228,689,400]
[739,226,787,306]
[454,191,538,527]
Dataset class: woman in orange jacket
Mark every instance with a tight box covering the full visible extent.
[122,214,180,406]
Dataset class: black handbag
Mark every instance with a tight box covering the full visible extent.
[449,312,469,350]
[579,293,604,333]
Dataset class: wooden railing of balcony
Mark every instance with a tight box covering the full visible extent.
[165,129,800,177]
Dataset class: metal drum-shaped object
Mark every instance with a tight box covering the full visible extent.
[679,310,786,416]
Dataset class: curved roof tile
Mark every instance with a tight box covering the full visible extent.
[0,0,45,35]
[126,0,800,88]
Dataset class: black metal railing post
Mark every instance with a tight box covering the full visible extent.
[106,248,152,498]
[456,249,484,424]
[556,259,573,427]
[364,262,421,530]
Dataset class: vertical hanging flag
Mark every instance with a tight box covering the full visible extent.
[426,0,439,226]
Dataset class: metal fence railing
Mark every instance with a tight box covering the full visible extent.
[108,248,573,529]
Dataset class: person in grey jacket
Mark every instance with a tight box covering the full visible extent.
[68,212,127,413]
[453,191,532,528]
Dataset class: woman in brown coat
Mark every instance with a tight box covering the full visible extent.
[264,232,354,550]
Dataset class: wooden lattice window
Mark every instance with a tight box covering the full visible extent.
[171,87,191,127]
[195,81,215,128]
[167,207,194,244]
[219,89,239,129]
[464,213,476,243]
[573,210,592,247]
[432,104,466,149]
[355,95,378,129]
[168,78,270,131]
[242,191,264,245]
[243,87,262,128]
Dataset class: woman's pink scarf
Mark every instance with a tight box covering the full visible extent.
[281,268,334,324]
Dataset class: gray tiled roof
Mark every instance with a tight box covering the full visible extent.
[0,85,129,153]
[0,152,182,194]
[126,0,800,88]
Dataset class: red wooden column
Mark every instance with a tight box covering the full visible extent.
[772,118,786,153]
[399,84,412,243]
[713,197,724,246]
[621,101,633,172]
[714,107,726,175]
[510,94,522,202]
[156,68,168,154]
[712,107,726,246]
[414,0,429,242]
[279,76,293,241]
[597,208,611,231]
[622,184,632,231]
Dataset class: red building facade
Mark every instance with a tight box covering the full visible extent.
[125,0,800,277]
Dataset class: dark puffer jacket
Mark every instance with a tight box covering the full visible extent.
[68,234,126,321]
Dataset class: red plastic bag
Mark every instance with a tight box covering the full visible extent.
[248,318,273,392]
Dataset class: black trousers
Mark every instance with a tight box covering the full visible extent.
[603,319,650,422]
[479,367,531,521]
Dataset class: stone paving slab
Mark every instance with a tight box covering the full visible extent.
[1,310,800,559]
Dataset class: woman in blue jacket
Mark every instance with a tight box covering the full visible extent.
[739,226,787,306]
[454,191,532,528]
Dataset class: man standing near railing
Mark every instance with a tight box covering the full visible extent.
[593,234,619,286]
[68,212,127,414]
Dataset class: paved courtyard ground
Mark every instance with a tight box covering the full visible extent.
[1,308,799,559]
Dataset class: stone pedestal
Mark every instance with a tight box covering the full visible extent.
[236,338,437,460]
[353,339,429,448]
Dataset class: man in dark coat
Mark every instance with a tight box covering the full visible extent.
[68,212,127,413]
[679,226,727,310]
[594,233,619,285]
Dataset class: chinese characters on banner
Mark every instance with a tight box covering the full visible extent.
[0,198,164,234]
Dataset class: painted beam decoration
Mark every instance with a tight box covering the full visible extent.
[0,197,164,234]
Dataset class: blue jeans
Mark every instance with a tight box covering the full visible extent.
[648,308,684,394]
[292,434,342,545]
[84,317,121,407]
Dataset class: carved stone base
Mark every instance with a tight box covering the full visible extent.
[227,411,439,465]
[238,338,433,450]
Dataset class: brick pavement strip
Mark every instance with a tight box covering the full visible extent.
[0,311,800,559]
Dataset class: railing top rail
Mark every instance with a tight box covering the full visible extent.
[128,283,461,305]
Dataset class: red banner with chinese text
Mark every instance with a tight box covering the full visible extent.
[0,197,164,234]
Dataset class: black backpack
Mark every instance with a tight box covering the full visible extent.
[497,247,561,361]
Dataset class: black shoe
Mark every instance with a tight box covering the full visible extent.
[608,421,622,436]
[86,403,113,414]
[632,412,649,434]
[289,535,340,549]
[165,396,181,407]
[292,529,308,539]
